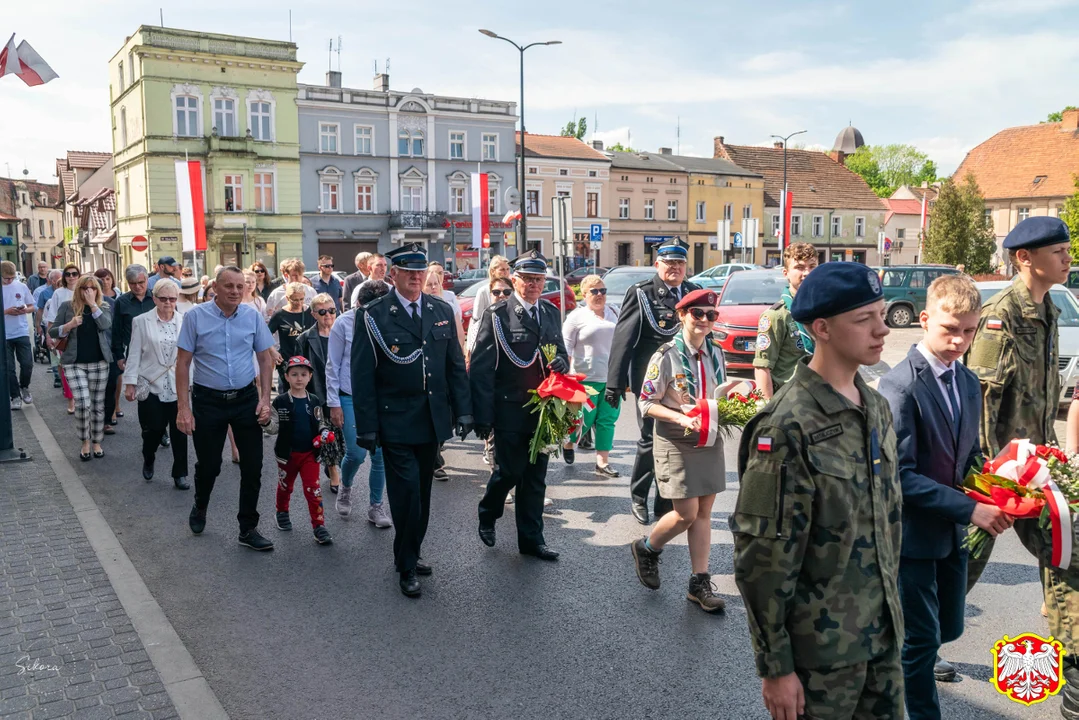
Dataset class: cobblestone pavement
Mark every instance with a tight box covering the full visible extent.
[0,410,178,720]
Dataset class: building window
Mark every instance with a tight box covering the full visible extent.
[1017,207,1030,223]
[771,214,781,237]
[321,181,340,212]
[224,174,243,212]
[123,176,130,217]
[214,97,236,136]
[723,203,732,221]
[118,61,125,93]
[620,175,628,182]
[23,219,31,237]
[482,133,498,161]
[644,199,654,220]
[39,220,45,237]
[896,228,905,239]
[354,125,372,155]
[398,130,424,157]
[250,102,273,141]
[812,215,823,237]
[559,169,568,176]
[743,204,752,220]
[589,170,598,178]
[1057,205,1065,218]
[791,214,802,236]
[667,200,678,221]
[412,131,425,157]
[450,131,465,160]
[528,167,537,174]
[619,198,629,219]
[586,192,599,219]
[120,107,128,147]
[320,123,339,153]
[488,187,498,214]
[984,208,993,230]
[356,183,373,213]
[49,220,54,237]
[696,201,706,222]
[254,172,274,213]
[450,186,466,214]
[646,177,653,183]
[128,52,134,85]
[401,185,424,211]
[175,95,199,137]
[526,189,540,216]
[831,215,842,237]
[855,216,865,237]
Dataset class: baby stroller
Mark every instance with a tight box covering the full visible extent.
[34,327,50,364]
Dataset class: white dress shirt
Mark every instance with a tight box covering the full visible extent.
[396,288,422,319]
[325,309,356,408]
[515,292,539,323]
[916,342,961,417]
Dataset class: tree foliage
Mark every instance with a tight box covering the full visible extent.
[843,144,937,198]
[922,173,996,274]
[606,142,637,153]
[1045,106,1078,123]
[561,117,588,140]
[1061,174,1079,264]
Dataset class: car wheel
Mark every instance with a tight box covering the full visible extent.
[887,304,913,327]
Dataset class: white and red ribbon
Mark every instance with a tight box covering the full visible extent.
[687,399,719,448]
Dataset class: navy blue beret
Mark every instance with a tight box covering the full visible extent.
[1003,216,1070,251]
[790,263,883,322]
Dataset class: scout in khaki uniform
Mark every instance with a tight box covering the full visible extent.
[731,262,903,720]
[753,242,817,400]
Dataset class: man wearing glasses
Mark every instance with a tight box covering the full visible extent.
[606,237,700,525]
[313,254,342,312]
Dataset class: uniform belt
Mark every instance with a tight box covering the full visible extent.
[193,382,257,402]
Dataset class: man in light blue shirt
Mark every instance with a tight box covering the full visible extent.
[176,266,276,551]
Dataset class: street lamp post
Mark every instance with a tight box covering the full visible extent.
[770,130,807,251]
[479,29,561,255]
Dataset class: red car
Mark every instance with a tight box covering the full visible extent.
[458,275,576,332]
[711,269,787,371]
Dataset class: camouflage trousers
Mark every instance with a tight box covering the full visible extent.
[1014,518,1079,657]
[795,641,904,720]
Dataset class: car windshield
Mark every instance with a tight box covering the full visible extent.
[977,287,1079,327]
[604,270,656,302]
[459,281,487,298]
[720,273,787,306]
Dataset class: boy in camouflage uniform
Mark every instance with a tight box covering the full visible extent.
[753,242,818,400]
[732,262,903,720]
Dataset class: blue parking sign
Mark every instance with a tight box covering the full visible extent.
[590,223,603,242]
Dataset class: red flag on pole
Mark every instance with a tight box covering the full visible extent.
[782,191,793,250]
[0,35,58,86]
[175,160,207,252]
[471,172,489,250]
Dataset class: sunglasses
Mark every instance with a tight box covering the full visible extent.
[588,288,608,296]
[156,296,178,303]
[688,308,719,322]
[491,288,513,297]
[254,268,266,273]
[64,271,80,277]
[315,308,336,316]
[320,264,333,269]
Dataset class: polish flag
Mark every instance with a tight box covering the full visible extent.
[175,160,207,253]
[757,436,773,453]
[471,172,489,250]
[503,209,522,225]
[0,35,58,86]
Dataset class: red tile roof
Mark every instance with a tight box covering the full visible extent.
[715,142,885,211]
[905,185,939,202]
[0,177,61,217]
[953,116,1079,200]
[516,132,609,162]
[883,198,925,215]
[55,151,112,200]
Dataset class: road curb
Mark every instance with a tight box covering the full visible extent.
[21,403,230,720]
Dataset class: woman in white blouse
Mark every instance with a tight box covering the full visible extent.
[121,281,190,490]
[561,274,622,476]
[424,264,465,348]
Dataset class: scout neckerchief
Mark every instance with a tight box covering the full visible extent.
[781,287,815,355]
[673,330,723,399]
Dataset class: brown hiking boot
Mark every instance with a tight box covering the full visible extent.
[687,573,725,613]
[631,538,661,590]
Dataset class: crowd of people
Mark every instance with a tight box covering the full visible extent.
[10,215,1079,719]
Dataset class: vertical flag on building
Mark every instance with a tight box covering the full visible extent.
[0,34,58,86]
[471,172,490,249]
[918,191,928,260]
[781,190,793,250]
[175,160,207,253]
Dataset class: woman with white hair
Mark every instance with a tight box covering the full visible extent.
[464,255,511,360]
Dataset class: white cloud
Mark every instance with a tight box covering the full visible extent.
[904,136,975,173]
[592,127,632,148]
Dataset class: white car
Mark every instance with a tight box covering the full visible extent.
[976,281,1079,407]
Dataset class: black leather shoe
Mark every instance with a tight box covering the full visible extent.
[521,545,559,561]
[478,524,496,547]
[594,464,620,478]
[433,467,449,482]
[142,461,154,481]
[399,570,421,597]
[631,501,649,525]
[578,432,594,451]
[934,655,957,682]
[238,528,274,551]
[415,562,432,576]
[173,476,190,490]
[188,505,206,535]
[563,448,575,465]
[160,432,170,448]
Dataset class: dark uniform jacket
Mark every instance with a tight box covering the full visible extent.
[111,291,155,360]
[470,294,569,434]
[351,291,470,445]
[296,326,329,404]
[606,274,700,396]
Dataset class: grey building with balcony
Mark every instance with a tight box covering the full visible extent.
[297,71,518,270]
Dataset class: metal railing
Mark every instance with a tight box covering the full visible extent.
[388,211,447,230]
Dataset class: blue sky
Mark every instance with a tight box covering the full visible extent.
[3,0,1078,185]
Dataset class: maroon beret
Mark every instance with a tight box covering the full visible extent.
[676,288,717,310]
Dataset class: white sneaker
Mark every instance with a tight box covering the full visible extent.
[544,497,554,509]
[505,493,514,504]
[336,486,352,517]
[19,389,32,404]
[368,502,392,528]
[9,397,21,410]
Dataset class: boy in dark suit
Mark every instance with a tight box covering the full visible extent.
[879,274,1013,720]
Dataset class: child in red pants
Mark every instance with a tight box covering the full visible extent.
[267,356,333,545]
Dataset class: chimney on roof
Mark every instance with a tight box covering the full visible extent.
[1062,108,1079,132]
[374,72,389,92]
[713,136,726,159]
[592,140,604,151]
[774,141,784,149]
[658,147,672,155]
[326,71,342,88]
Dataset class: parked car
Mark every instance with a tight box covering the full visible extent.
[712,269,787,370]
[458,274,576,332]
[1067,268,1079,299]
[879,264,961,327]
[976,281,1079,407]
[563,266,610,284]
[449,268,488,294]
[689,263,761,291]
[303,270,347,284]
[602,266,659,314]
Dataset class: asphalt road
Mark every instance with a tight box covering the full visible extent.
[20,326,1062,719]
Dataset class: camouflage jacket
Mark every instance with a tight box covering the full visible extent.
[964,275,1059,457]
[752,300,808,387]
[730,360,904,678]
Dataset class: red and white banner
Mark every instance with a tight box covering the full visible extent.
[686,399,720,448]
[174,160,207,253]
[471,172,490,250]
[0,34,58,86]
[503,209,522,225]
